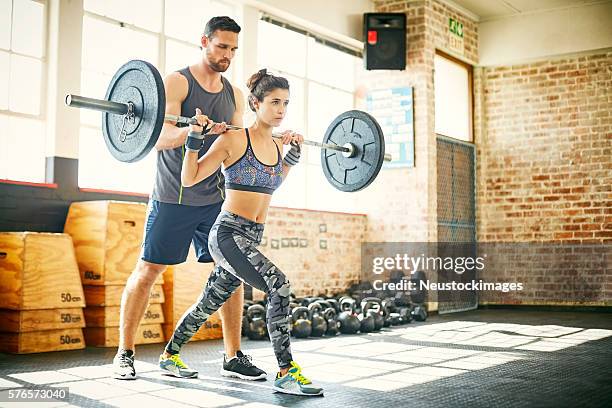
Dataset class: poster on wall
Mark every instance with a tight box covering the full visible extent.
[366,86,415,168]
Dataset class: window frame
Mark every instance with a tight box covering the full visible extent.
[0,0,48,121]
[434,49,474,143]
[77,0,237,194]
[257,16,361,210]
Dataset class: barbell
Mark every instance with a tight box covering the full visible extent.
[65,60,391,192]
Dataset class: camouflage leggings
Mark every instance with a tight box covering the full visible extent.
[165,210,293,368]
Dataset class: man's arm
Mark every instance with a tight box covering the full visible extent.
[230,85,245,128]
[155,72,189,151]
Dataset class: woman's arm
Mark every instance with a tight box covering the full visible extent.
[279,131,304,182]
[181,108,230,187]
[182,135,231,187]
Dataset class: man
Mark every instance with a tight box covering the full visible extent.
[113,16,266,381]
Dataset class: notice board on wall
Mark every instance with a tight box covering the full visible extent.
[366,86,415,168]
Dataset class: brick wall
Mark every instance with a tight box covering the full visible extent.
[251,207,367,300]
[355,0,479,310]
[475,52,612,305]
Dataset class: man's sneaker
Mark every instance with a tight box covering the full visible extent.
[220,350,267,380]
[159,353,198,378]
[113,349,136,380]
[273,361,323,396]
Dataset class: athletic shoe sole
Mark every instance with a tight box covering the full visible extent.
[220,368,267,381]
[272,386,324,396]
[113,373,137,380]
[159,365,198,378]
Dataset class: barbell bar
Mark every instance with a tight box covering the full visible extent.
[64,60,390,192]
[66,95,391,162]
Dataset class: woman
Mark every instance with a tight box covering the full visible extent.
[159,69,323,397]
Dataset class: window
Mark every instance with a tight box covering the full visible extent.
[79,0,236,194]
[434,52,473,142]
[0,0,46,182]
[257,19,361,212]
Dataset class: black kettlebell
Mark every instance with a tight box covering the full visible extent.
[323,307,340,336]
[337,297,360,334]
[399,306,413,324]
[326,298,340,314]
[357,301,376,333]
[291,306,312,338]
[247,304,267,340]
[242,301,253,337]
[308,302,327,337]
[412,304,428,321]
[361,297,384,331]
[383,298,402,326]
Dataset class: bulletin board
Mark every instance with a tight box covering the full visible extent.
[366,86,415,168]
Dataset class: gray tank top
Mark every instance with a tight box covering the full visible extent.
[151,67,236,206]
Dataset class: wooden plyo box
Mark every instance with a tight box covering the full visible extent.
[0,329,85,354]
[63,201,163,286]
[0,308,85,332]
[84,324,164,347]
[83,284,165,307]
[84,304,164,327]
[162,252,223,342]
[0,232,85,310]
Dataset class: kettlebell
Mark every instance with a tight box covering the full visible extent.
[382,298,402,326]
[361,297,385,331]
[399,306,413,324]
[411,304,428,321]
[291,306,312,338]
[357,301,376,333]
[326,298,340,314]
[308,302,327,337]
[242,300,253,337]
[246,304,267,340]
[323,307,340,336]
[337,297,360,334]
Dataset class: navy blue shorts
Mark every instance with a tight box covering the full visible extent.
[140,199,223,265]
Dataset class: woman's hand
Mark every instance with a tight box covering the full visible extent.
[190,108,213,133]
[279,129,304,146]
[190,108,228,135]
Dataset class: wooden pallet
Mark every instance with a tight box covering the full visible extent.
[83,324,164,347]
[84,303,164,327]
[64,201,163,285]
[0,308,85,332]
[0,232,85,310]
[82,284,164,307]
[0,329,85,354]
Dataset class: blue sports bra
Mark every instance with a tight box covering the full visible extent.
[223,129,283,195]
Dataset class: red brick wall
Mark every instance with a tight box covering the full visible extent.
[475,52,612,305]
[250,207,367,300]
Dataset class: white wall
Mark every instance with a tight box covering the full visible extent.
[479,1,612,66]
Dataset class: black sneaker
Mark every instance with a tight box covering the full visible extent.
[220,350,267,381]
[113,349,136,380]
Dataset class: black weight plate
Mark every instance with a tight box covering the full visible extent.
[102,60,165,163]
[321,110,385,192]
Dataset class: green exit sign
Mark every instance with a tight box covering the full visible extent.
[449,18,464,38]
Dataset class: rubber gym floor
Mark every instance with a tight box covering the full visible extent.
[0,309,610,408]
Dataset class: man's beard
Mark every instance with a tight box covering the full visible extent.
[207,50,230,72]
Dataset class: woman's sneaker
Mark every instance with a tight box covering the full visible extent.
[273,361,323,396]
[159,353,198,378]
[220,350,267,380]
[113,349,136,380]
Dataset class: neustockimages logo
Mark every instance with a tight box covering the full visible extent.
[372,253,486,275]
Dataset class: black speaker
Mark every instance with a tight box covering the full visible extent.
[363,13,406,70]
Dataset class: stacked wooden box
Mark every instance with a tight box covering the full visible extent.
[163,247,223,342]
[64,201,165,347]
[0,232,86,353]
